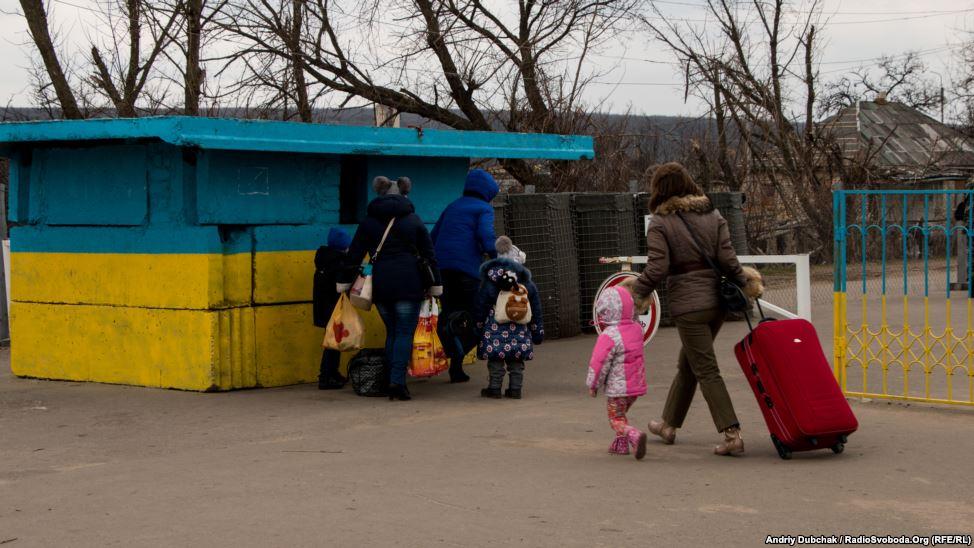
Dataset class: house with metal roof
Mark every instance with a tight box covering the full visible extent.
[745,97,974,255]
[0,116,593,391]
[825,96,974,183]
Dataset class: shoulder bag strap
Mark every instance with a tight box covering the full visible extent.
[370,218,396,264]
[677,211,763,326]
[675,212,723,278]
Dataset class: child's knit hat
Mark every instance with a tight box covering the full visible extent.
[496,235,526,264]
[327,227,352,251]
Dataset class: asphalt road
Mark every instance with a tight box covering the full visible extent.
[2,318,974,547]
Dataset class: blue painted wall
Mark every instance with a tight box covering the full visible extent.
[8,141,471,254]
[31,145,148,226]
[365,156,469,225]
[1,117,594,255]
[197,150,340,225]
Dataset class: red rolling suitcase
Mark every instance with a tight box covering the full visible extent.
[734,313,858,459]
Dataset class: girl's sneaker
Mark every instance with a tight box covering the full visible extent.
[609,436,630,455]
[629,429,648,460]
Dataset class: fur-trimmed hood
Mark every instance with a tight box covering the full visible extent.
[653,194,715,215]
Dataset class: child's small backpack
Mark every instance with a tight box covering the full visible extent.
[494,270,532,324]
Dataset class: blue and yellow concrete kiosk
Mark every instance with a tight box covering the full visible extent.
[0,117,593,391]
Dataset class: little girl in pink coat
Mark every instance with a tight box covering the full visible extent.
[586,285,649,459]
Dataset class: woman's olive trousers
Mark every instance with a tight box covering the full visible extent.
[661,308,740,433]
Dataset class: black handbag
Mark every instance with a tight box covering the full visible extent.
[417,256,436,288]
[346,349,389,397]
[675,212,749,313]
[411,244,437,288]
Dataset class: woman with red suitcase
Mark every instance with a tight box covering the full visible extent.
[626,163,763,456]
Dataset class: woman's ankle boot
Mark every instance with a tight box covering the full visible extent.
[714,427,744,456]
[648,419,676,445]
[388,384,412,401]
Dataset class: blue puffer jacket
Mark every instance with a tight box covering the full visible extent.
[473,258,544,362]
[432,169,500,279]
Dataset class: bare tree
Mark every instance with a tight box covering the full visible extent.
[953,31,974,136]
[86,0,183,116]
[184,0,204,115]
[215,0,644,188]
[19,0,226,118]
[142,0,228,115]
[18,0,83,118]
[819,52,943,118]
[645,0,836,257]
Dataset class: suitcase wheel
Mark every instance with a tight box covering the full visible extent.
[771,434,792,460]
[831,443,845,454]
[839,434,848,444]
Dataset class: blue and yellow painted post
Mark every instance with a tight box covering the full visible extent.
[0,117,593,391]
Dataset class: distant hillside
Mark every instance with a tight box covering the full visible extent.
[0,106,712,163]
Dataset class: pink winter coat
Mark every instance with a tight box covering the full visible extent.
[586,286,648,398]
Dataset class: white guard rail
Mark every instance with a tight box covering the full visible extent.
[598,254,812,321]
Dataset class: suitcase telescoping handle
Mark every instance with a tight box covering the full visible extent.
[744,298,773,332]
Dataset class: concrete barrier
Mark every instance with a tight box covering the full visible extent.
[0,117,593,390]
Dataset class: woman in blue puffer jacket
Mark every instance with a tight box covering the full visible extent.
[431,169,500,383]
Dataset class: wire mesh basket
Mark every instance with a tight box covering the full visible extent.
[573,193,639,331]
[506,193,581,339]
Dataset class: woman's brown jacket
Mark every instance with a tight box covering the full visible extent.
[631,194,747,318]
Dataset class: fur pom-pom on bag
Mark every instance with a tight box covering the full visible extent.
[741,266,765,299]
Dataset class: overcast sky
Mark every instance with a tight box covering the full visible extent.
[0,0,971,118]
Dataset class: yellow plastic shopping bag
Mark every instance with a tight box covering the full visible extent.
[323,294,364,352]
[408,298,450,378]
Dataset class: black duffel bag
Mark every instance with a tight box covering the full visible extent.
[439,310,480,360]
[347,349,389,397]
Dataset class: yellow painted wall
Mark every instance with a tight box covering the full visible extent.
[11,302,245,390]
[9,250,473,391]
[254,250,314,304]
[11,252,252,309]
[10,300,388,391]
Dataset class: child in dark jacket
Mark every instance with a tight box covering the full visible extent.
[313,228,352,389]
[473,236,544,399]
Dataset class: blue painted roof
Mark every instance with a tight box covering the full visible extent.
[0,116,594,160]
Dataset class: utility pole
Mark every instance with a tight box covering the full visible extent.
[932,70,946,123]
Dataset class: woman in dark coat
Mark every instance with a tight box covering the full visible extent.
[628,162,762,456]
[338,176,442,401]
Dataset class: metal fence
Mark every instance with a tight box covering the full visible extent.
[834,189,974,407]
[504,193,581,339]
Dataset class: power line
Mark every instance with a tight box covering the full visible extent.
[49,0,102,15]
[590,80,682,86]
[650,0,974,17]
[829,9,974,25]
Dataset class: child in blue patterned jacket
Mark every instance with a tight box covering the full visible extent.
[473,236,544,399]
